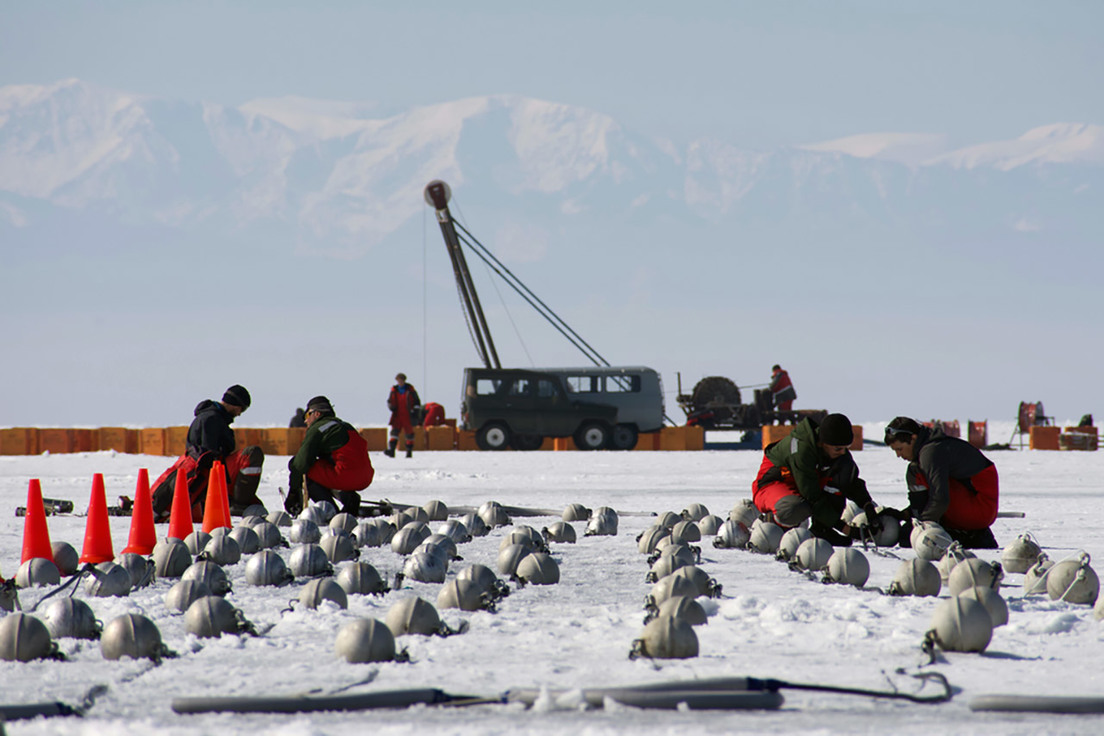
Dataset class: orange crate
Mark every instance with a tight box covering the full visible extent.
[139,428,167,456]
[456,430,479,451]
[358,428,389,452]
[761,425,795,449]
[165,426,189,456]
[426,426,456,450]
[39,429,74,454]
[0,428,38,455]
[97,427,139,453]
[1029,425,1061,450]
[634,432,660,451]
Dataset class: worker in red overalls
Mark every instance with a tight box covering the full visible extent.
[770,364,797,412]
[386,373,421,458]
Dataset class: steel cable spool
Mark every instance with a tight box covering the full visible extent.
[202,535,241,566]
[543,521,576,544]
[165,579,212,613]
[289,519,322,546]
[496,543,532,577]
[51,541,80,577]
[1023,555,1054,596]
[671,565,720,598]
[181,560,231,596]
[101,613,165,661]
[438,578,491,611]
[656,595,708,626]
[826,548,869,587]
[184,531,212,556]
[288,544,333,578]
[253,521,286,550]
[153,538,193,579]
[793,538,834,572]
[682,503,710,522]
[321,534,360,564]
[85,561,133,598]
[391,522,431,555]
[948,558,1003,596]
[385,597,444,637]
[562,503,591,522]
[1046,553,1100,606]
[185,595,248,637]
[335,618,397,663]
[41,597,101,640]
[697,514,723,536]
[1001,532,1043,574]
[0,613,55,662]
[959,586,1009,627]
[459,512,489,537]
[729,499,759,527]
[329,512,359,536]
[437,519,471,544]
[244,550,293,587]
[638,525,670,555]
[15,558,61,588]
[928,596,992,653]
[585,507,618,536]
[117,552,155,590]
[422,499,449,521]
[631,613,698,659]
[477,501,510,528]
[777,527,813,562]
[299,578,349,610]
[936,543,975,582]
[670,520,701,545]
[714,520,751,550]
[336,562,388,596]
[888,558,942,597]
[403,551,448,584]
[749,521,784,555]
[516,552,560,585]
[913,524,953,562]
[228,526,261,555]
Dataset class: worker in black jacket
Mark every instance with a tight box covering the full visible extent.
[151,385,265,521]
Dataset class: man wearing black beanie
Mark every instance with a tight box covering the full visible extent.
[751,412,881,546]
[150,384,265,521]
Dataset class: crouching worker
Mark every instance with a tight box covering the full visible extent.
[884,417,999,549]
[152,385,265,522]
[752,413,881,547]
[285,396,374,517]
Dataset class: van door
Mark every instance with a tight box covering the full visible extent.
[503,377,541,435]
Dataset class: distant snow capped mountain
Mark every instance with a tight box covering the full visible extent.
[0,79,1100,251]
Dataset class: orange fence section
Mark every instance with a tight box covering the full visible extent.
[761,424,863,451]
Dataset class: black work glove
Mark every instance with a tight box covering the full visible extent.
[862,502,883,535]
[284,487,303,517]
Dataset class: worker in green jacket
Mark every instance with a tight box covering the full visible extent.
[285,396,374,516]
[751,413,881,546]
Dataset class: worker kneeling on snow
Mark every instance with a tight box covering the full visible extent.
[884,417,999,549]
[285,395,374,517]
[752,413,880,547]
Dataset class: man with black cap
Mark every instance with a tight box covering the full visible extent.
[285,395,375,516]
[751,412,880,546]
[883,416,999,548]
[151,384,265,522]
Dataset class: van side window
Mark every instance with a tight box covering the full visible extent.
[566,376,597,393]
[605,375,641,393]
[536,379,558,399]
[475,379,501,395]
[509,379,531,397]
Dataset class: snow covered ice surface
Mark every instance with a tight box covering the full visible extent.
[2,428,1104,736]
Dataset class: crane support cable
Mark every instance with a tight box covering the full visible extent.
[454,221,610,367]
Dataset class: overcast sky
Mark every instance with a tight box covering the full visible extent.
[2,2,1101,429]
[3,1,1101,149]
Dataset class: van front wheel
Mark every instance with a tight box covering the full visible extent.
[476,423,511,451]
[574,422,610,451]
[610,424,639,451]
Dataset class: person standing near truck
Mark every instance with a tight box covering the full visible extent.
[770,365,797,412]
[386,373,421,458]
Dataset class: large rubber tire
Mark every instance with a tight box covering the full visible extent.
[690,376,741,410]
[510,434,544,451]
[610,424,639,451]
[476,423,511,451]
[573,422,610,451]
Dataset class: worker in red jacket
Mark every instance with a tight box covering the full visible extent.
[386,373,421,458]
[285,395,374,516]
[884,416,999,548]
[770,365,797,412]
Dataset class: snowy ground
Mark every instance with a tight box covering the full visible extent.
[2,422,1103,735]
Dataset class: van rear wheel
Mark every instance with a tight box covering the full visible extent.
[574,422,610,451]
[610,424,639,451]
[510,434,544,451]
[476,423,511,451]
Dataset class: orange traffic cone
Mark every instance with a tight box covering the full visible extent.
[167,467,195,542]
[79,473,115,564]
[123,468,157,555]
[21,478,55,564]
[202,461,231,533]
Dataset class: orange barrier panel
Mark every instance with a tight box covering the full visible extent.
[256,428,291,456]
[457,430,479,451]
[96,427,139,453]
[0,428,39,455]
[1060,426,1098,451]
[139,428,167,456]
[1029,425,1060,450]
[634,432,660,451]
[39,429,74,454]
[761,425,794,449]
[684,425,704,451]
[359,428,389,452]
[71,429,95,452]
[427,426,456,451]
[659,426,687,451]
[165,426,189,456]
[553,437,577,451]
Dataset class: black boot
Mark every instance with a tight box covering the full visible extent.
[385,440,396,458]
[946,526,999,549]
[810,521,853,547]
[405,446,413,459]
